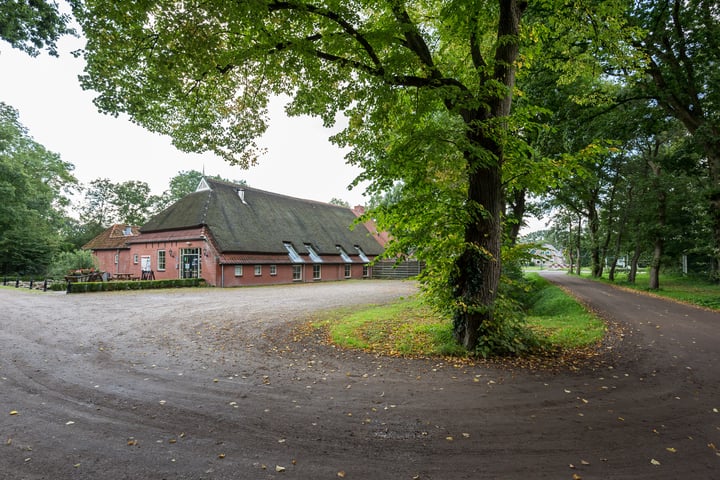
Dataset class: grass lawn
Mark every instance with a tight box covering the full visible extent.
[308,274,606,358]
[594,272,720,310]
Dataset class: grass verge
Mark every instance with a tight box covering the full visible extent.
[308,274,605,358]
[524,274,606,350]
[596,273,720,310]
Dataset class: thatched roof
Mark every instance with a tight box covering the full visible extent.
[140,179,383,256]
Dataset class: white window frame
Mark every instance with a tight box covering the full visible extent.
[313,264,321,280]
[158,250,166,271]
[254,265,262,276]
[344,264,352,278]
[292,265,302,281]
[133,254,139,264]
[270,264,277,276]
[234,265,243,277]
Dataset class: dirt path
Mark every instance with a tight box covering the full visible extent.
[1,277,719,479]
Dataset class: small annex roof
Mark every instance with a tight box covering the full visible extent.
[82,224,140,250]
[140,179,384,257]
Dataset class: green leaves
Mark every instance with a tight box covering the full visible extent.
[0,102,77,274]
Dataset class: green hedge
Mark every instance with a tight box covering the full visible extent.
[66,278,207,293]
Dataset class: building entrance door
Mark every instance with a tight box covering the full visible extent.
[180,248,201,278]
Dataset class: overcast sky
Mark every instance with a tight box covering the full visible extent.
[0,32,370,207]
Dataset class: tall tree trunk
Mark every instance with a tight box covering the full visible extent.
[506,187,526,246]
[628,244,642,284]
[648,161,666,290]
[451,0,524,351]
[648,237,663,290]
[575,215,582,275]
[586,198,601,278]
[453,164,503,349]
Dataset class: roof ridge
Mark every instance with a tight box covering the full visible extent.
[204,178,351,210]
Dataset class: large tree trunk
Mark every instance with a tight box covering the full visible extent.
[648,237,663,290]
[451,0,523,351]
[453,164,503,350]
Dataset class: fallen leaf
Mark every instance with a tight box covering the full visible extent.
[572,474,582,480]
[650,459,661,466]
[9,411,18,416]
[65,421,75,425]
[462,433,470,438]
[218,453,226,459]
[446,436,454,441]
[666,447,677,453]
[580,460,590,465]
[337,471,346,478]
[275,465,285,472]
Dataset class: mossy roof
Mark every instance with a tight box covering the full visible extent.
[140,179,383,256]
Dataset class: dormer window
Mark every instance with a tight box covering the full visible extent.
[284,242,304,263]
[336,246,352,263]
[354,246,370,263]
[122,226,133,236]
[305,244,323,263]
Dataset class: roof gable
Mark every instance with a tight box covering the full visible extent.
[83,224,140,250]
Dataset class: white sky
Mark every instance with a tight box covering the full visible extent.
[0,34,369,207]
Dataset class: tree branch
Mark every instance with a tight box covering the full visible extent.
[268,1,383,72]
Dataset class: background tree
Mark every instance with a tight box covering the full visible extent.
[0,102,77,274]
[0,0,74,56]
[626,0,720,277]
[77,178,161,227]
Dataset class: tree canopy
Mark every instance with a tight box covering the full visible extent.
[0,0,75,56]
[0,102,77,274]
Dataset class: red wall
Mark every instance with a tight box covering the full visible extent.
[91,234,373,287]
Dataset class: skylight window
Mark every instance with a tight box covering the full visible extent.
[284,242,304,263]
[336,246,352,263]
[354,246,370,263]
[305,244,323,263]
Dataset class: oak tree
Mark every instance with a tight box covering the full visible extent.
[72,0,529,350]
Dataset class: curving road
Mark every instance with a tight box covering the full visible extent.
[1,276,719,479]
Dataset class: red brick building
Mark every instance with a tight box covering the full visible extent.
[84,179,384,286]
[82,224,141,277]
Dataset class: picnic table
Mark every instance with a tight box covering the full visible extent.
[113,273,138,281]
[64,272,105,283]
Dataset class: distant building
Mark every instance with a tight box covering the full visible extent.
[529,244,566,269]
[84,178,385,286]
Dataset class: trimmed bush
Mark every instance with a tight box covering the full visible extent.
[67,278,207,293]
